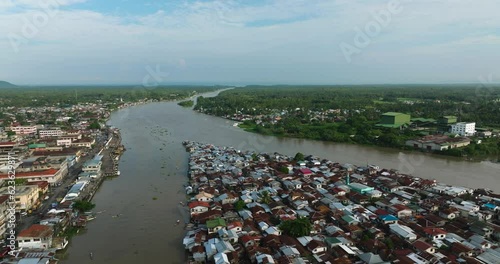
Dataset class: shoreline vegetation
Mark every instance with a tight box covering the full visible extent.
[194,85,500,162]
[178,100,195,107]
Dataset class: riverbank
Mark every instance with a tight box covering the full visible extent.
[181,141,500,263]
[237,122,500,163]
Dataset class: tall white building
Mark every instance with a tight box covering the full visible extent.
[451,122,476,136]
[39,129,63,138]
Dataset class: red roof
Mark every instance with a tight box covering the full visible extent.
[423,227,447,236]
[413,240,433,252]
[393,204,410,211]
[188,201,210,209]
[18,224,53,238]
[0,195,9,204]
[0,168,58,179]
[299,168,312,175]
[0,142,15,147]
[26,181,50,189]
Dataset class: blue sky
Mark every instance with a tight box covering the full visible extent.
[1,0,499,85]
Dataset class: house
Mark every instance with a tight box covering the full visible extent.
[390,204,413,218]
[439,208,457,220]
[256,253,275,264]
[413,240,435,254]
[423,227,447,240]
[214,252,230,264]
[389,223,417,241]
[307,240,327,255]
[195,191,214,202]
[16,224,53,249]
[207,218,226,234]
[358,252,390,264]
[188,201,210,216]
[379,215,398,225]
[451,242,474,257]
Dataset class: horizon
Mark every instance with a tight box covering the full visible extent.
[4,81,500,87]
[1,1,499,85]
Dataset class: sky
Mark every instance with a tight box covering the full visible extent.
[0,0,499,85]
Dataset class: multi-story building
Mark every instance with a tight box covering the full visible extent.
[9,126,37,135]
[56,138,72,147]
[0,195,9,238]
[38,129,63,138]
[0,168,66,186]
[0,185,39,212]
[451,122,476,136]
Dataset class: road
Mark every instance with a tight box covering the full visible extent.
[15,132,110,232]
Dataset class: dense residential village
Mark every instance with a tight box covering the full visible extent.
[182,141,500,264]
[0,103,125,263]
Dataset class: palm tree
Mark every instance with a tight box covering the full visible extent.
[260,191,272,204]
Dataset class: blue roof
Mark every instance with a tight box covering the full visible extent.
[484,203,497,209]
[380,215,398,221]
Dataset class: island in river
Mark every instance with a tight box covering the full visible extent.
[182,141,500,263]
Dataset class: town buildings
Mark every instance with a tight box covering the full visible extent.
[182,141,500,264]
[451,122,476,137]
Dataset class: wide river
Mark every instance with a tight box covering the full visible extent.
[61,90,499,263]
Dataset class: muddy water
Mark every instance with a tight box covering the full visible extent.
[62,90,499,263]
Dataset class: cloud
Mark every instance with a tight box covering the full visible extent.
[0,0,499,84]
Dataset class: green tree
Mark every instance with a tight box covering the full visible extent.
[14,178,28,185]
[279,217,312,237]
[72,200,96,212]
[293,152,304,161]
[278,166,289,174]
[234,200,246,211]
[89,120,101,130]
[260,190,272,204]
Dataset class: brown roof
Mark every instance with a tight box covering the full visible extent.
[18,224,53,238]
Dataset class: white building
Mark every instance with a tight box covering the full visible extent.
[9,126,37,135]
[39,129,63,138]
[16,224,53,249]
[451,122,476,136]
[389,223,417,241]
[56,138,72,147]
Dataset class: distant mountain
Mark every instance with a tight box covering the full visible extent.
[0,81,18,88]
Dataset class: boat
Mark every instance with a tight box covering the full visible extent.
[116,171,121,176]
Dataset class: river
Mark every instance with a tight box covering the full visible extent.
[61,90,499,263]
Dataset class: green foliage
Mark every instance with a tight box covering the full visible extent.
[234,200,246,211]
[384,238,394,249]
[278,166,289,174]
[72,200,96,212]
[194,85,500,157]
[260,190,272,204]
[14,178,28,185]
[280,217,312,237]
[293,152,304,161]
[0,86,222,107]
[178,100,194,107]
[88,120,101,130]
